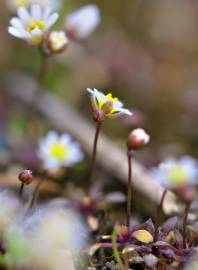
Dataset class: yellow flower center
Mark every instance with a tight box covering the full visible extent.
[50,143,68,161]
[26,20,46,33]
[98,93,119,115]
[167,167,188,185]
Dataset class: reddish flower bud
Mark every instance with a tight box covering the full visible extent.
[127,128,150,150]
[18,169,33,185]
[175,185,197,204]
[92,110,105,122]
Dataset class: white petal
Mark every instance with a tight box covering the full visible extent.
[31,28,43,37]
[31,4,42,20]
[10,17,25,29]
[17,6,31,24]
[46,13,59,29]
[43,6,52,19]
[8,27,24,39]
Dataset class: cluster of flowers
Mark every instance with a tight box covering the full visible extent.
[8,1,100,55]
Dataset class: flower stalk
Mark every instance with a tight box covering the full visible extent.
[19,183,24,197]
[88,121,102,190]
[126,150,134,228]
[154,189,167,240]
[28,171,46,208]
[183,202,191,248]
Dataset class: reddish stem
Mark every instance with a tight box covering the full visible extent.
[126,150,134,228]
[183,202,191,248]
[155,189,167,240]
[87,121,101,190]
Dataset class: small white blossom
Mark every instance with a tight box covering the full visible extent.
[86,88,132,119]
[151,156,198,189]
[6,0,62,12]
[37,131,83,170]
[48,31,68,53]
[65,5,100,40]
[8,4,59,45]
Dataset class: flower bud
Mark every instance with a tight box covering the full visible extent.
[175,185,197,204]
[47,31,68,53]
[92,110,105,122]
[127,128,150,150]
[18,169,33,185]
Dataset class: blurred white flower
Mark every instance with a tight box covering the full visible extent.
[0,191,21,235]
[127,128,150,150]
[151,156,198,189]
[26,207,87,270]
[8,4,59,45]
[48,31,68,53]
[37,131,83,170]
[65,5,100,40]
[6,0,62,12]
[87,88,132,119]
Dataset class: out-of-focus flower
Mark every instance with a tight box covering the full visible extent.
[151,156,198,189]
[65,5,100,40]
[8,4,59,45]
[0,191,21,235]
[127,128,150,150]
[47,31,68,53]
[37,131,83,170]
[6,0,62,12]
[185,258,198,270]
[86,88,132,120]
[26,207,87,270]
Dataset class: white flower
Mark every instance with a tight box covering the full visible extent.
[24,207,87,270]
[6,0,62,12]
[86,88,132,119]
[127,128,150,150]
[151,156,198,189]
[8,4,59,45]
[37,131,83,170]
[48,31,68,53]
[65,5,100,40]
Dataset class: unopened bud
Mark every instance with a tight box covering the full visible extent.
[127,128,150,150]
[48,31,68,53]
[18,169,33,185]
[175,185,197,204]
[92,110,105,122]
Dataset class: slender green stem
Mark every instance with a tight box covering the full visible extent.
[112,229,124,270]
[19,183,24,197]
[155,189,167,240]
[126,150,134,228]
[183,202,191,248]
[87,121,101,190]
[28,172,46,208]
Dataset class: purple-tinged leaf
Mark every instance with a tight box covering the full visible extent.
[145,219,155,236]
[174,229,183,249]
[162,216,178,236]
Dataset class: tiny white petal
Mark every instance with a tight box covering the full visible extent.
[10,17,25,29]
[46,13,59,29]
[17,6,31,24]
[8,26,24,38]
[31,4,42,20]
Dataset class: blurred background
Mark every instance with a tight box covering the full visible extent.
[1,0,198,216]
